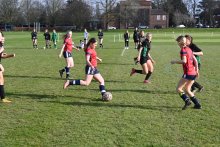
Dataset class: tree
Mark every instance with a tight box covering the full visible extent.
[62,0,92,29]
[198,0,216,26]
[162,0,189,26]
[43,0,65,26]
[0,0,19,24]
[119,0,140,28]
[98,0,118,29]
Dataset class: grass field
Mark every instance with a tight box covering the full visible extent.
[0,28,220,146]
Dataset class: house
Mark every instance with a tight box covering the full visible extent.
[119,0,168,29]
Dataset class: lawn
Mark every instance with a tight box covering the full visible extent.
[0,28,219,146]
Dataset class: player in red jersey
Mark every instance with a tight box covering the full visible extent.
[63,38,107,98]
[171,36,201,110]
[59,31,79,79]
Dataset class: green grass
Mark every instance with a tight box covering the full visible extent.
[0,29,220,146]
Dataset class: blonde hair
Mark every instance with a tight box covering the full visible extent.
[176,35,186,46]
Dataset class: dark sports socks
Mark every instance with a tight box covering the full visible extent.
[135,70,142,74]
[0,85,5,99]
[70,80,80,85]
[65,67,70,74]
[192,81,203,89]
[190,96,200,105]
[99,85,106,95]
[145,71,152,80]
[179,92,189,102]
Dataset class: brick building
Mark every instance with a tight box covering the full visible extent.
[119,0,168,29]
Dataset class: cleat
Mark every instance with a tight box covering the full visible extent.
[194,104,202,109]
[143,80,150,84]
[59,70,63,78]
[1,98,12,103]
[63,80,70,89]
[182,100,191,110]
[198,86,204,92]
[130,68,136,76]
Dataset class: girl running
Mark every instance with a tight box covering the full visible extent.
[185,35,204,93]
[130,33,155,83]
[63,38,107,98]
[171,35,201,110]
[59,31,79,79]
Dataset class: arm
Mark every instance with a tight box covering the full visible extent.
[148,53,155,64]
[86,55,94,68]
[171,56,187,64]
[193,51,203,56]
[96,56,102,62]
[59,44,65,58]
[137,47,143,61]
[193,55,199,77]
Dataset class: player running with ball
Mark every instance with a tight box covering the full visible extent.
[63,38,107,98]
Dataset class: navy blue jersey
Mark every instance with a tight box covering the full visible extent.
[44,32,51,40]
[31,31,37,39]
[98,31,103,39]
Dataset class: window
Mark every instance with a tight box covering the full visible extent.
[163,15,166,21]
[157,15,161,21]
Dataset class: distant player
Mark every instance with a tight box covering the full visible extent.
[185,34,204,93]
[130,33,155,83]
[98,29,104,48]
[76,40,84,49]
[133,27,139,49]
[171,35,201,110]
[31,29,38,49]
[59,31,79,79]
[51,29,58,49]
[124,30,130,49]
[44,29,51,49]
[84,29,89,44]
[63,38,107,98]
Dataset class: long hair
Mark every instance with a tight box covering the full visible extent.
[63,31,72,43]
[84,38,97,52]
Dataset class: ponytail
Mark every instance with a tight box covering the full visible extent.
[84,38,97,52]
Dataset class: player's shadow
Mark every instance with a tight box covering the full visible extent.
[75,88,176,95]
[49,100,179,111]
[99,62,133,66]
[6,92,92,100]
[5,74,61,80]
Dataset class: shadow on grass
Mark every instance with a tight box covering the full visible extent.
[75,88,176,95]
[48,100,180,111]
[6,92,92,100]
[5,74,61,80]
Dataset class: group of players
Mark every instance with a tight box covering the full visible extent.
[31,29,58,49]
[1,28,204,110]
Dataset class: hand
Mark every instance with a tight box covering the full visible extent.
[170,60,176,64]
[151,59,155,64]
[137,56,140,62]
[196,71,199,78]
[59,54,62,58]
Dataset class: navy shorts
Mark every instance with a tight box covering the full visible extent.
[63,51,72,58]
[182,74,196,80]
[85,65,100,75]
[140,56,149,65]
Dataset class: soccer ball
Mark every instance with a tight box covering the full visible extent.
[102,92,112,101]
